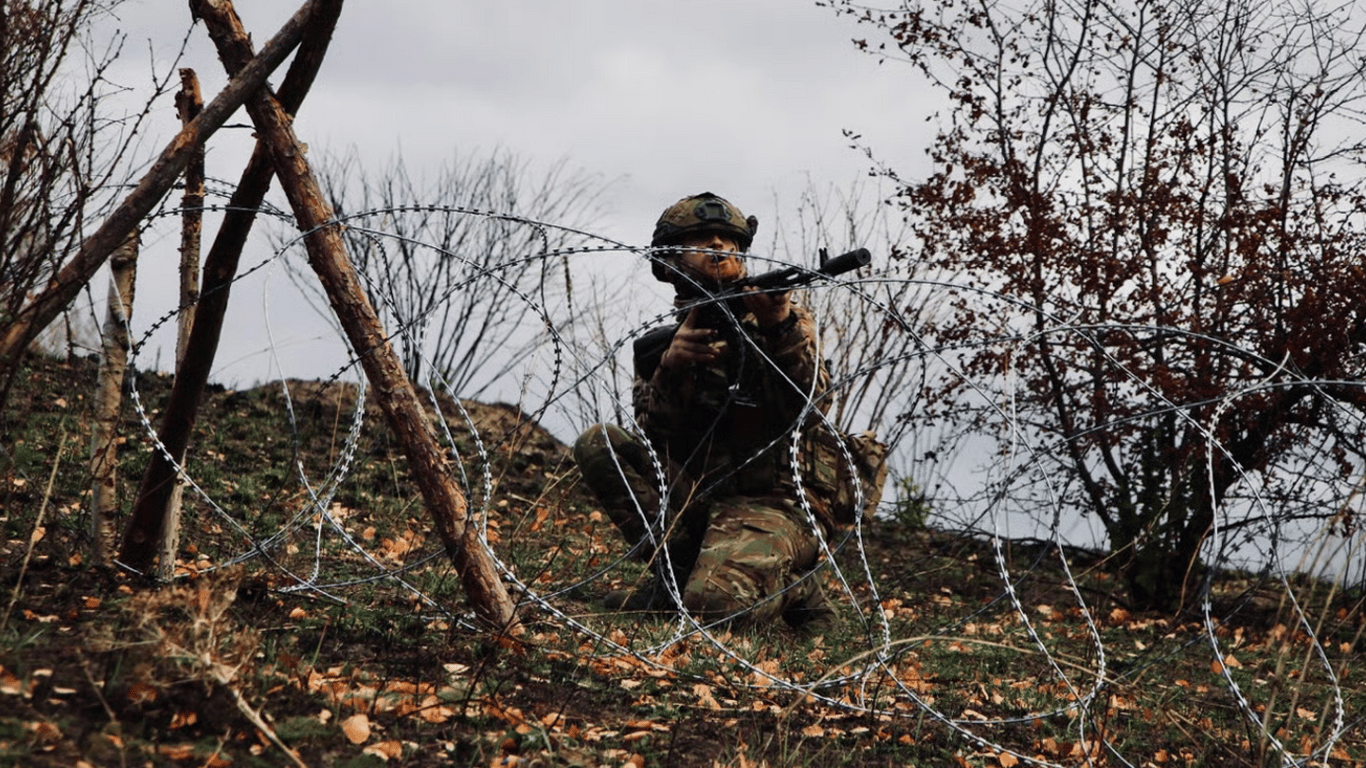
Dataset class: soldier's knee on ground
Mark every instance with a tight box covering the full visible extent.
[682,559,788,625]
[681,500,821,625]
[571,422,620,468]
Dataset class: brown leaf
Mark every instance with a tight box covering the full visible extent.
[156,744,196,760]
[27,721,62,743]
[341,713,371,744]
[363,740,403,761]
[125,682,158,705]
[0,668,24,696]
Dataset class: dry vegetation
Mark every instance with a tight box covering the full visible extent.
[0,351,1362,767]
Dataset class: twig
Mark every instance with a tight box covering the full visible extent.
[80,660,118,723]
[1,425,66,634]
[227,684,310,768]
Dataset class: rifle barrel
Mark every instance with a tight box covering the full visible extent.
[744,247,872,291]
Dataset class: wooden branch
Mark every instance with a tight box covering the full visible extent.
[0,0,320,377]
[187,0,521,633]
[119,0,343,571]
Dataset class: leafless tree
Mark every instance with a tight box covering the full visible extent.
[764,179,946,448]
[831,0,1366,609]
[0,1,178,370]
[291,149,612,402]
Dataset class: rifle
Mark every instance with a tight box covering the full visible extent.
[736,246,871,295]
[633,247,873,380]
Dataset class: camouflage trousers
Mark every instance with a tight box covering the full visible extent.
[573,423,827,625]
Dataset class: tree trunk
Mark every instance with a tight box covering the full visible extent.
[90,233,139,565]
[189,0,521,633]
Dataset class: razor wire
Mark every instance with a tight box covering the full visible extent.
[94,199,1366,767]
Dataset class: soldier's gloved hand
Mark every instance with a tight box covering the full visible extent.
[743,286,792,330]
[659,307,722,372]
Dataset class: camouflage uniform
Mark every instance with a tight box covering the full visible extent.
[574,300,838,625]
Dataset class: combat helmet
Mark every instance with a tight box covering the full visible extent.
[651,192,759,283]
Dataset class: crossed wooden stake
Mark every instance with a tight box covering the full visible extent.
[4,0,521,634]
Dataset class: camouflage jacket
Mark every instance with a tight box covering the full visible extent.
[632,302,832,511]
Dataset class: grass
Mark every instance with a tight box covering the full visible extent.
[0,350,1362,767]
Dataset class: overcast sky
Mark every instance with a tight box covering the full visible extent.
[94,1,937,385]
[108,1,932,241]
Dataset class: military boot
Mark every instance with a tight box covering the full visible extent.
[601,576,679,613]
[782,581,841,633]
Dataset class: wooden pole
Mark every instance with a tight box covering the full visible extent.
[120,0,345,571]
[191,0,521,633]
[90,233,139,565]
[157,68,206,580]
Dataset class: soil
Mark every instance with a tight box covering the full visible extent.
[1,352,1361,767]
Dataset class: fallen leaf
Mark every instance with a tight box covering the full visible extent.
[157,744,196,760]
[363,740,403,761]
[341,713,371,744]
[0,668,24,696]
[998,751,1019,767]
[417,700,454,724]
[27,721,62,742]
[126,682,158,705]
[692,683,721,710]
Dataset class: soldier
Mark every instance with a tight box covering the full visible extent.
[574,192,848,628]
